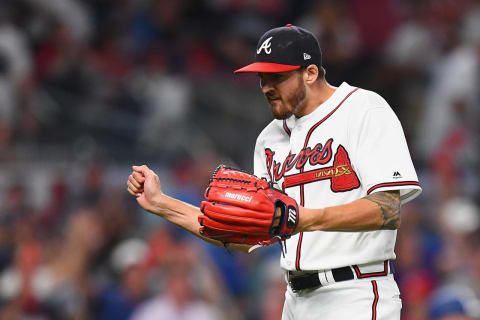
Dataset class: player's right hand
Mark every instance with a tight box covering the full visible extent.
[127,165,164,213]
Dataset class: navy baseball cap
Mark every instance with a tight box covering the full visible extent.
[234,24,322,74]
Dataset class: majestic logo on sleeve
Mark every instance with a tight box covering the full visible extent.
[257,37,273,54]
[265,141,360,193]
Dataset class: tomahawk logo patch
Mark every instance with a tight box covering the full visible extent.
[257,37,273,54]
[283,144,360,192]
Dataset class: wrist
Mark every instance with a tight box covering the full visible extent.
[149,192,170,215]
[296,207,326,232]
[296,206,308,233]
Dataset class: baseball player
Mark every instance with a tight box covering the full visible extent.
[127,25,421,319]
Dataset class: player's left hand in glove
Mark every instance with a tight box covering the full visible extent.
[199,165,299,252]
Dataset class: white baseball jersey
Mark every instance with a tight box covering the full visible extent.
[253,82,422,271]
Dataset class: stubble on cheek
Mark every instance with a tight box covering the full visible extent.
[289,78,307,115]
[265,74,307,120]
[272,81,306,120]
[269,99,292,120]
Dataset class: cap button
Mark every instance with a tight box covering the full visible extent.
[285,24,292,27]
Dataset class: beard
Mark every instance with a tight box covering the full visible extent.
[267,77,307,120]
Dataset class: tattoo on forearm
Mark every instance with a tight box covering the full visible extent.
[363,191,401,230]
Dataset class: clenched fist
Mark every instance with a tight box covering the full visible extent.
[126,165,164,213]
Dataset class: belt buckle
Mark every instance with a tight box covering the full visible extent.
[287,271,301,293]
[287,271,296,293]
[287,271,321,293]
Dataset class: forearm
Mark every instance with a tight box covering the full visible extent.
[149,195,252,253]
[297,191,401,232]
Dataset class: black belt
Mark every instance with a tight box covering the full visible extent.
[288,267,353,292]
[287,261,392,293]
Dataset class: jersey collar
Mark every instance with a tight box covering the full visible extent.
[291,82,353,126]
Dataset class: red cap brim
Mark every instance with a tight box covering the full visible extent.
[234,62,301,74]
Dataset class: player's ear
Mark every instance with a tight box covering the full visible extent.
[304,64,319,84]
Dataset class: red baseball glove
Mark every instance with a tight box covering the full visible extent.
[199,165,299,250]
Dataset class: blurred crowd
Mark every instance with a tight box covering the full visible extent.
[0,0,479,319]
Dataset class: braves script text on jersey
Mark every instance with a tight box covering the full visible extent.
[254,82,422,272]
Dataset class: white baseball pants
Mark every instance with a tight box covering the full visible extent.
[282,274,401,320]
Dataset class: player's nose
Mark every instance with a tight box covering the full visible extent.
[260,80,275,95]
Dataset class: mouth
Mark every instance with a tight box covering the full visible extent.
[267,97,281,103]
[265,93,280,100]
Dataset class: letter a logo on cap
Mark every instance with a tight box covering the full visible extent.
[257,37,273,54]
